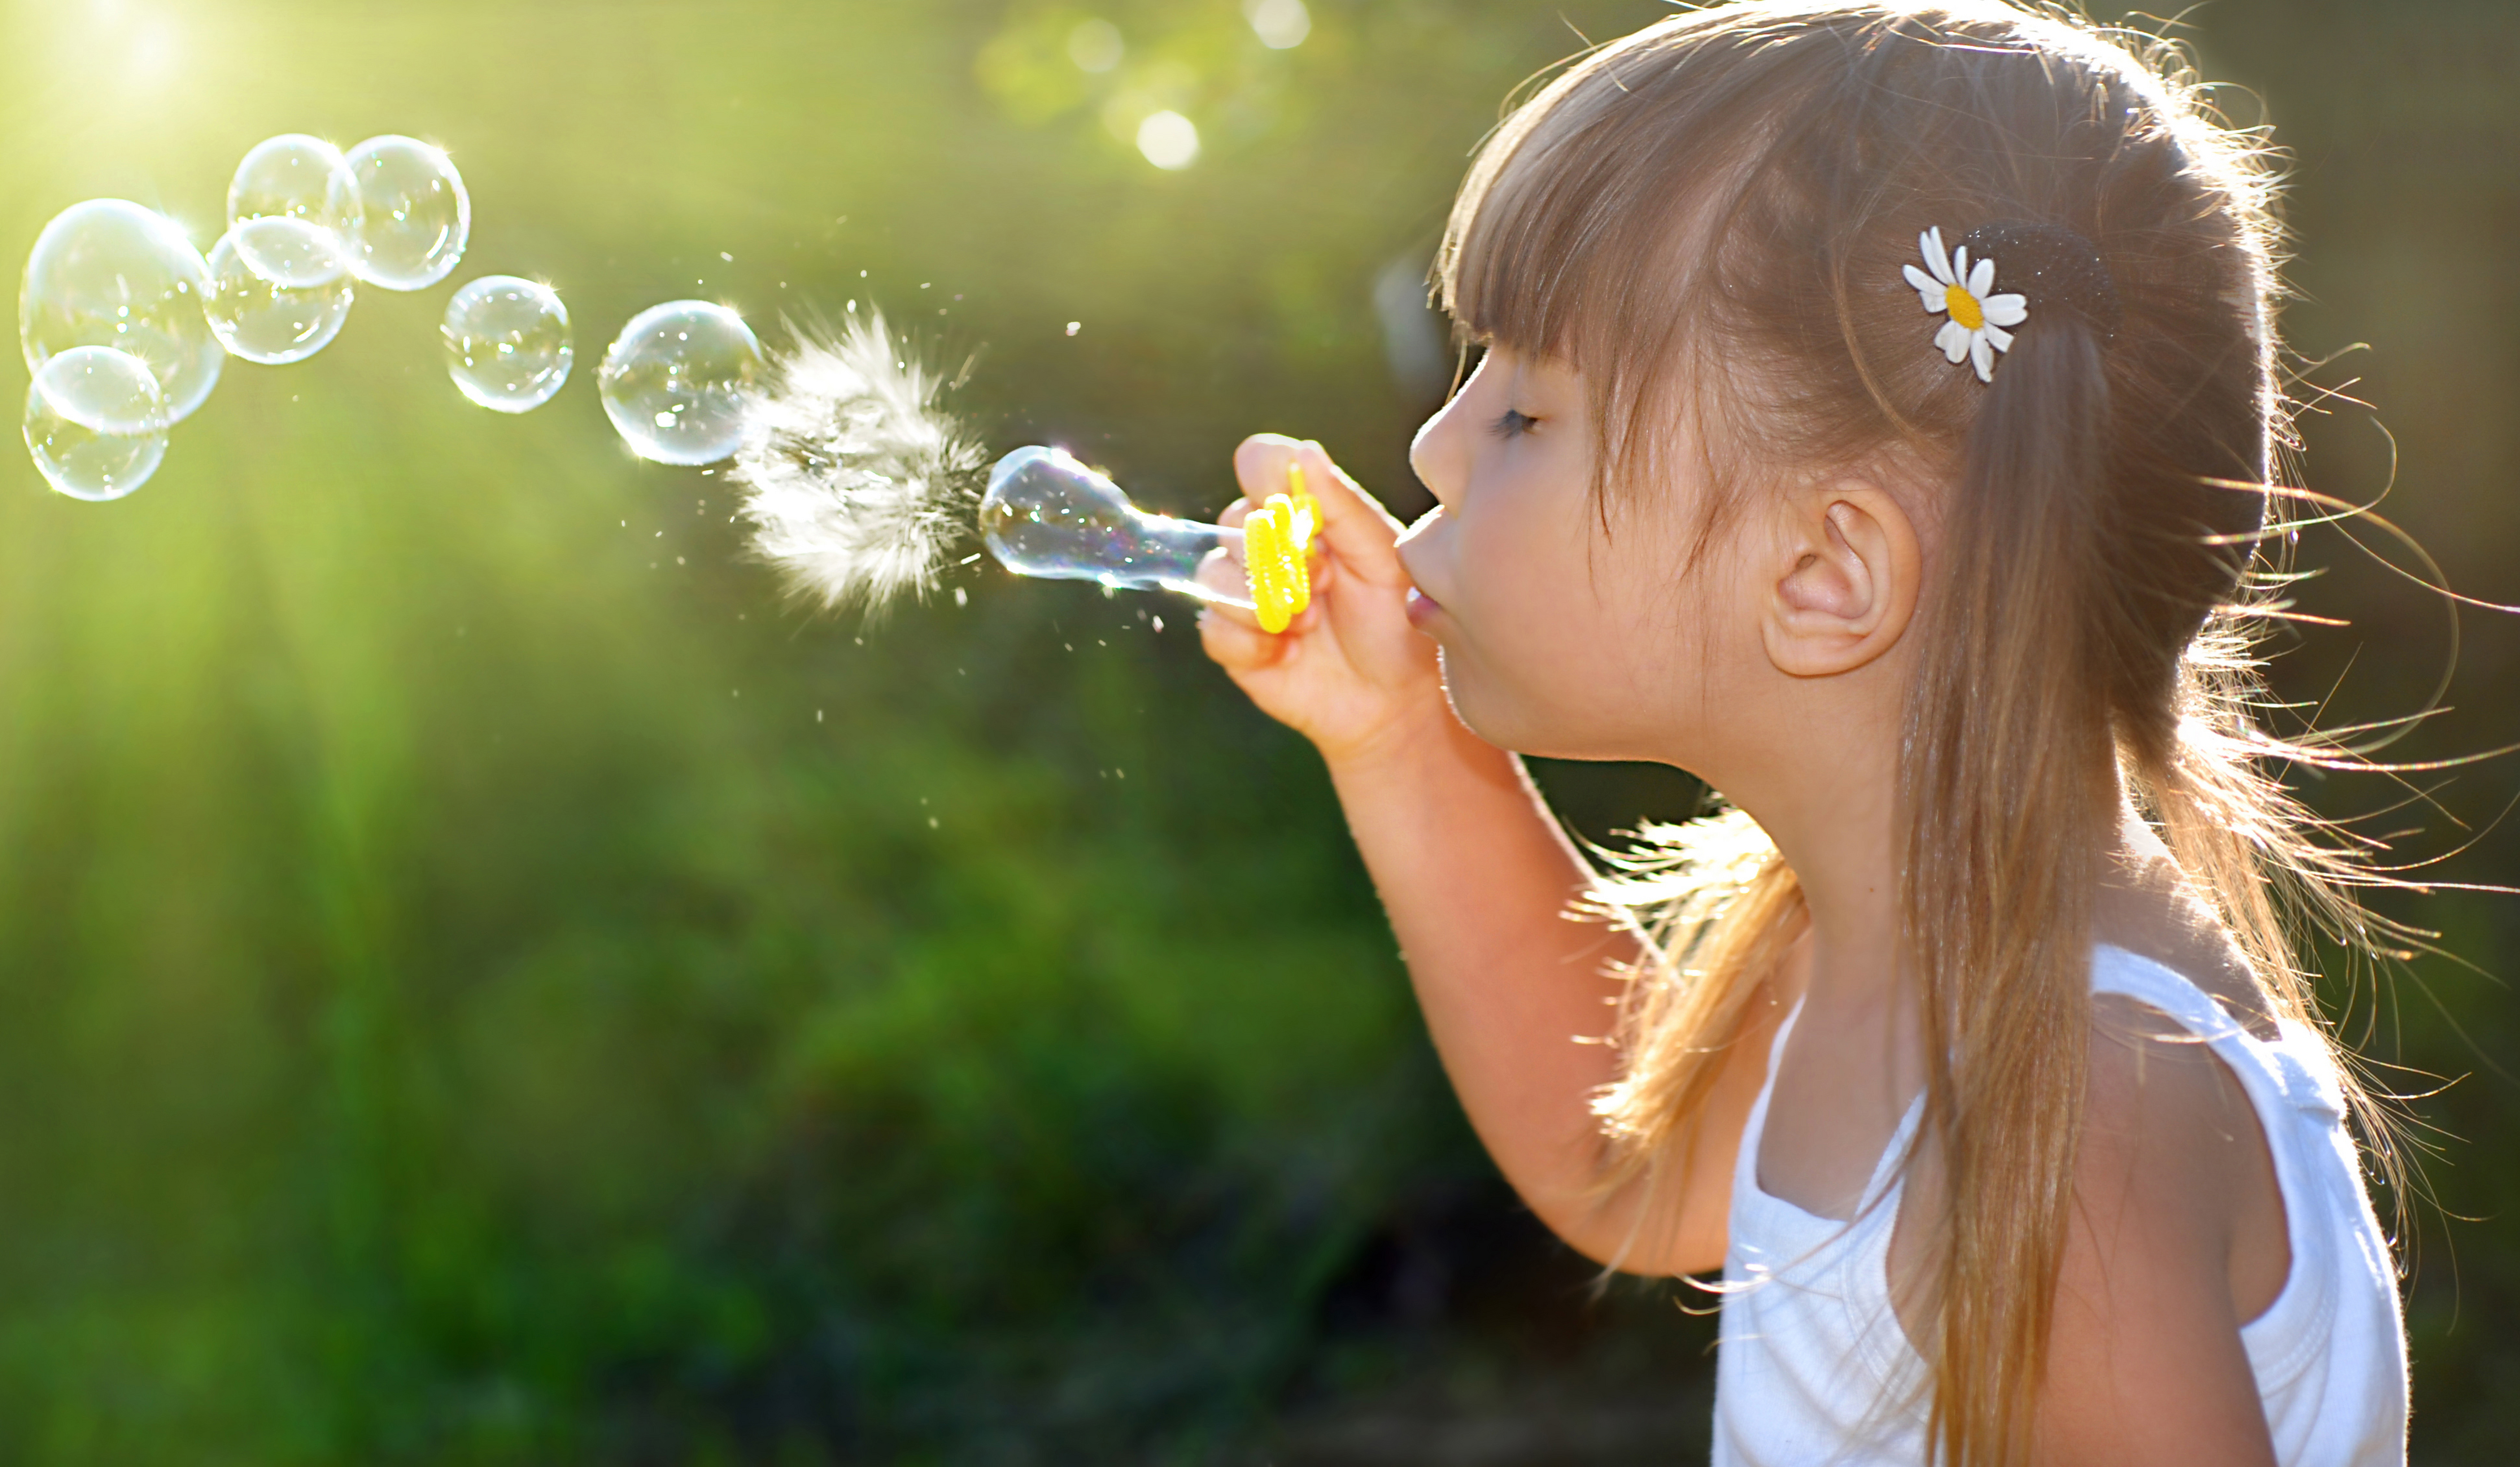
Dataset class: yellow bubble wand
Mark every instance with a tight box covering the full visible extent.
[1238,462,1318,633]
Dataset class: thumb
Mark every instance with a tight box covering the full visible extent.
[1232,434,1410,588]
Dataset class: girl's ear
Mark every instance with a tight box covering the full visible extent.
[1760,481,1922,678]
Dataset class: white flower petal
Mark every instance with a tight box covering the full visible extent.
[1903,263,1942,296]
[1936,319,1972,364]
[1924,228,1955,285]
[1981,323,2014,352]
[1981,293,2028,328]
[1952,246,1971,289]
[1971,333,1995,383]
[1968,255,1996,299]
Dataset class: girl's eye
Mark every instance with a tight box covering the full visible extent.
[1489,407,1537,440]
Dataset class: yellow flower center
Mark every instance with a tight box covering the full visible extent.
[1945,283,1984,331]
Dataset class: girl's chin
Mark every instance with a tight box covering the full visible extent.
[1432,650,1521,748]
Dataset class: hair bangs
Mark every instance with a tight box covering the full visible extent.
[1434,13,1859,510]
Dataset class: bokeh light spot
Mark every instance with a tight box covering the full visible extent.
[1136,110,1199,170]
[1067,18,1123,73]
[1245,0,1310,49]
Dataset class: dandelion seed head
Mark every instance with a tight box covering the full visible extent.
[729,308,986,614]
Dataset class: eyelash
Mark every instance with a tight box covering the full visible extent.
[1490,407,1537,440]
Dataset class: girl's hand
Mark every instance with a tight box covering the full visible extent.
[1198,435,1449,770]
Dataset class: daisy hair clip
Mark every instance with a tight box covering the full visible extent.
[1903,222,2123,384]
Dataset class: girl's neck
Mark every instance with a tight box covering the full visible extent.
[1729,745,1905,1011]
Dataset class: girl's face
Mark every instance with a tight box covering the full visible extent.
[1397,346,1758,764]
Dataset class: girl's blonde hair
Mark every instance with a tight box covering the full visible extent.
[1435,4,2404,1461]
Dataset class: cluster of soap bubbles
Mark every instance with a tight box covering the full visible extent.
[19,129,768,503]
[16,133,471,499]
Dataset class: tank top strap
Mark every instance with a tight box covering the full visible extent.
[1857,1087,1927,1211]
[1734,994,1807,1190]
[2087,944,2347,1121]
[1735,993,1924,1220]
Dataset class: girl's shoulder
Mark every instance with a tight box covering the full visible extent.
[2092,844,2280,1041]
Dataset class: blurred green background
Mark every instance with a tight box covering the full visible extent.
[2,0,2517,1461]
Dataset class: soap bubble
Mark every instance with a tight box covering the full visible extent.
[232,215,351,289]
[22,345,169,501]
[979,446,1249,605]
[441,275,571,412]
[227,134,358,289]
[345,136,468,291]
[18,199,222,423]
[980,446,1319,628]
[599,301,763,465]
[203,227,355,365]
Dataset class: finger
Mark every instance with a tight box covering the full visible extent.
[1290,438,1406,539]
[1230,434,1304,505]
[1193,541,1258,612]
[1198,605,1282,671]
[1233,435,1399,534]
[1233,435,1410,588]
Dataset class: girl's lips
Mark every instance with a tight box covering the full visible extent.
[1404,586,1444,629]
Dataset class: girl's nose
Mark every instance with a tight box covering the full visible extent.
[1409,383,1474,508]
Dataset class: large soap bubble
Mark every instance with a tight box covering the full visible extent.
[345,136,468,291]
[227,134,358,289]
[978,445,1317,629]
[18,199,222,423]
[203,227,355,365]
[599,301,763,465]
[441,275,571,412]
[22,345,169,501]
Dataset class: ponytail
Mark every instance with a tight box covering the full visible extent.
[1901,313,2119,1462]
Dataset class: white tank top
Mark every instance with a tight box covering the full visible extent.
[1711,944,2407,1465]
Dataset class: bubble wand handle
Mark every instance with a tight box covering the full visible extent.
[977,445,1315,630]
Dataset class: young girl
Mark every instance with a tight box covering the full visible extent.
[1199,3,2407,1463]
